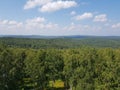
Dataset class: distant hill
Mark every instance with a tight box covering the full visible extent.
[1,35,120,39]
[0,35,58,39]
[1,35,120,49]
[0,35,89,39]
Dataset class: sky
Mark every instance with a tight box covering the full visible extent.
[0,0,120,36]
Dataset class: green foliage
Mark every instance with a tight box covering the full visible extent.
[0,44,120,90]
[1,37,120,49]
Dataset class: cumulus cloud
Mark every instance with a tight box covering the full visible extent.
[25,17,58,30]
[112,23,120,29]
[24,0,52,9]
[39,0,77,12]
[0,17,58,32]
[75,12,93,21]
[0,20,23,29]
[93,14,107,22]
[26,17,45,23]
[24,0,77,12]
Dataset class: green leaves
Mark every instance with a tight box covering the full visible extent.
[0,45,120,90]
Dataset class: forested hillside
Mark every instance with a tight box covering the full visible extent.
[0,44,120,90]
[1,37,120,49]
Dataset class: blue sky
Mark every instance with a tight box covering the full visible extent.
[0,0,120,36]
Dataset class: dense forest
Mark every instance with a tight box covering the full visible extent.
[1,37,120,49]
[0,39,120,90]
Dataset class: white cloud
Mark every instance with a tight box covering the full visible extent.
[24,0,52,10]
[70,11,76,15]
[45,22,58,29]
[0,17,58,32]
[61,23,105,36]
[0,20,23,28]
[26,17,45,23]
[8,20,19,25]
[93,14,107,22]
[75,12,93,21]
[24,0,77,12]
[112,23,120,29]
[1,20,9,24]
[63,23,101,31]
[25,17,58,29]
[39,0,77,12]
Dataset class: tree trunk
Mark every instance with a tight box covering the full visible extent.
[69,84,73,90]
[64,81,70,90]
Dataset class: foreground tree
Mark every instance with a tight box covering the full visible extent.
[25,50,48,89]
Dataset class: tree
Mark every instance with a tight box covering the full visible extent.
[44,49,64,87]
[25,50,48,89]
[0,49,14,89]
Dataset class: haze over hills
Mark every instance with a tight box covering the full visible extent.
[1,35,120,49]
[1,35,120,39]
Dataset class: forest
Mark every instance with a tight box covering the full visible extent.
[1,37,120,49]
[0,38,120,90]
